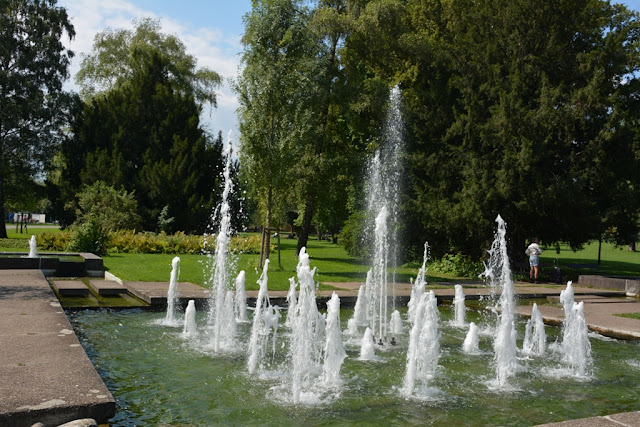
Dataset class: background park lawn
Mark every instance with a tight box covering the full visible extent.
[539,242,640,279]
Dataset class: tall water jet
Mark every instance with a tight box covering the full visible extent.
[453,285,466,327]
[322,292,346,387]
[367,206,389,343]
[560,281,574,317]
[206,131,235,352]
[463,322,480,353]
[164,256,181,325]
[235,271,247,322]
[289,247,325,403]
[363,86,404,328]
[248,259,271,374]
[482,215,517,387]
[408,242,429,324]
[28,235,38,258]
[403,291,441,397]
[183,300,197,337]
[522,303,546,356]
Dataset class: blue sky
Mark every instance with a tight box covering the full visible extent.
[59,0,640,142]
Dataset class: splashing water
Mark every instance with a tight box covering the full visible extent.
[463,322,480,353]
[206,131,236,352]
[247,259,272,375]
[182,300,197,337]
[367,206,389,343]
[453,284,466,327]
[560,281,592,376]
[359,327,376,361]
[164,256,181,326]
[235,271,247,322]
[403,291,441,397]
[390,310,403,335]
[322,292,346,387]
[288,247,326,403]
[28,235,38,258]
[482,215,517,387]
[523,303,546,356]
[408,242,429,324]
[285,277,298,328]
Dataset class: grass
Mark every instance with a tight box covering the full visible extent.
[615,313,640,320]
[539,241,640,280]
[103,237,459,291]
[4,223,62,239]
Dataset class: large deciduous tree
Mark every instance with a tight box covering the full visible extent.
[59,52,224,232]
[236,0,313,263]
[75,17,221,107]
[0,0,75,238]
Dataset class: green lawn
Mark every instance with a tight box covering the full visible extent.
[103,237,432,291]
[539,241,640,279]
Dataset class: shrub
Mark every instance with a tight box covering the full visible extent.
[37,231,72,251]
[430,253,484,278]
[69,217,109,256]
[339,210,369,258]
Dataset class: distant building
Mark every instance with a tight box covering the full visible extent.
[9,213,46,224]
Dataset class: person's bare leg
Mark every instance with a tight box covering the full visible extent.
[530,266,534,282]
[534,266,539,282]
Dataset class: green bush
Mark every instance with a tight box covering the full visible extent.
[339,210,369,258]
[0,238,29,249]
[69,217,109,256]
[430,253,483,278]
[37,231,72,251]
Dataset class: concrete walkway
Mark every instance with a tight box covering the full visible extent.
[0,269,115,426]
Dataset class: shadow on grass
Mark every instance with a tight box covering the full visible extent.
[311,256,368,266]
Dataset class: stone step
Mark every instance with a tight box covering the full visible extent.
[52,280,89,297]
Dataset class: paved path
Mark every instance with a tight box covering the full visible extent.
[0,269,115,426]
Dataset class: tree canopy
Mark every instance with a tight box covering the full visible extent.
[75,17,221,107]
[0,0,75,238]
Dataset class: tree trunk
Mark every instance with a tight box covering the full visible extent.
[261,187,273,268]
[597,237,602,265]
[0,144,7,239]
[629,241,636,252]
[296,189,316,255]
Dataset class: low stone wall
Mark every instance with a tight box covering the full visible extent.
[0,252,103,277]
[578,275,640,297]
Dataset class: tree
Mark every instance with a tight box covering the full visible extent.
[75,17,221,107]
[390,0,640,260]
[0,0,75,238]
[59,52,224,232]
[236,0,313,264]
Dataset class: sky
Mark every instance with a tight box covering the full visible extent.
[59,0,640,142]
[59,0,253,140]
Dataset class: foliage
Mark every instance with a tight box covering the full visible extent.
[339,210,369,258]
[75,17,221,107]
[36,230,71,250]
[57,52,224,232]
[74,181,140,232]
[69,217,109,255]
[0,0,75,238]
[429,253,484,279]
[37,229,264,255]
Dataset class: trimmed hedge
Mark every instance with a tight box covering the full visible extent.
[36,230,265,255]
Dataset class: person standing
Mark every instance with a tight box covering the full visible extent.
[525,238,543,283]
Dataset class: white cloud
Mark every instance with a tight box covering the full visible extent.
[59,0,241,135]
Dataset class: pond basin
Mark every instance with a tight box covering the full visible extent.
[0,252,104,277]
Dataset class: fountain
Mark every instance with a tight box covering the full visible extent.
[367,205,389,344]
[205,131,236,352]
[482,215,517,387]
[403,290,441,397]
[407,242,429,324]
[453,284,466,327]
[163,256,181,326]
[560,281,593,376]
[523,302,546,356]
[359,327,377,360]
[28,235,38,258]
[322,292,346,387]
[234,270,247,322]
[462,321,480,353]
[247,259,272,375]
[182,300,197,337]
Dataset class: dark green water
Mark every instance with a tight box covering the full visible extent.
[68,307,640,426]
